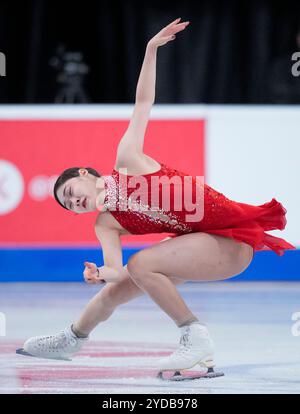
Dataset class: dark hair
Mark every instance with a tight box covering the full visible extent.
[53,167,101,210]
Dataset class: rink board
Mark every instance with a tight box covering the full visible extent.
[0,105,298,281]
[0,247,298,282]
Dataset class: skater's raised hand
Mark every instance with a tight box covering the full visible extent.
[148,17,190,48]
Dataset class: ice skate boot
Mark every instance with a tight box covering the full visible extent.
[156,323,224,381]
[16,326,88,361]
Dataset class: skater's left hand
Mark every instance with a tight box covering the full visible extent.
[83,261,122,284]
[147,18,190,49]
[83,261,103,284]
[96,265,122,283]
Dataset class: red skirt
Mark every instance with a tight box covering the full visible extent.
[201,198,296,256]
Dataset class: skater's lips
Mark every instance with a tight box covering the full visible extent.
[82,198,87,209]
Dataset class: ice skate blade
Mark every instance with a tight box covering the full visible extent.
[157,367,224,381]
[16,348,72,361]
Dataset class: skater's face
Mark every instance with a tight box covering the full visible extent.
[56,169,106,214]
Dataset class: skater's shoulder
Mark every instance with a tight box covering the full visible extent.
[95,211,131,235]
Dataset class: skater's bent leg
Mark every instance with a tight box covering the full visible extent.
[126,232,253,327]
[73,271,184,336]
[127,258,196,327]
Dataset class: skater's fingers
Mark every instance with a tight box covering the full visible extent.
[83,272,95,284]
[166,17,181,27]
[171,22,190,33]
[83,271,97,283]
[84,261,91,269]
[84,261,97,270]
[84,261,94,267]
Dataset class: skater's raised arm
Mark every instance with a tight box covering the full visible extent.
[116,18,190,158]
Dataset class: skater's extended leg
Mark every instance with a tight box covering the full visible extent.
[18,236,184,360]
[19,270,184,360]
[73,270,184,336]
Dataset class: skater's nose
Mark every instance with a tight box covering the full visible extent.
[69,196,81,209]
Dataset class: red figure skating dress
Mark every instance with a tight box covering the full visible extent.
[103,160,295,256]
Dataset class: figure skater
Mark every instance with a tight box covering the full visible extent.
[18,18,295,378]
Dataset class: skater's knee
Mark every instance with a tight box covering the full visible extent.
[100,277,142,307]
[127,253,183,285]
[127,252,150,283]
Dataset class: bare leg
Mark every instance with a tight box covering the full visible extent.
[73,268,184,336]
[126,233,254,326]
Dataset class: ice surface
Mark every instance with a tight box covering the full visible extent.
[0,282,300,394]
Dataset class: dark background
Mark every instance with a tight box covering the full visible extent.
[0,0,300,104]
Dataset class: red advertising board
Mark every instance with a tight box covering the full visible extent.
[0,119,205,245]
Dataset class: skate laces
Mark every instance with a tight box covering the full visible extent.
[172,329,192,357]
[37,330,77,351]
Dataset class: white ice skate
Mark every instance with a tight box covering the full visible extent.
[156,323,224,381]
[16,326,88,361]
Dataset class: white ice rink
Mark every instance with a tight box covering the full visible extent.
[0,281,300,394]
